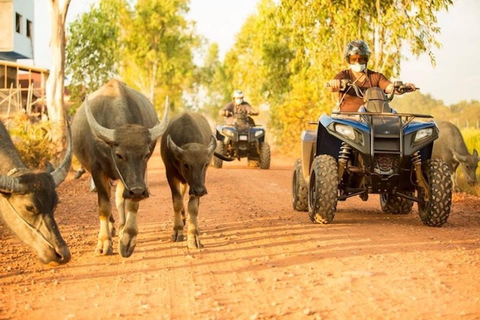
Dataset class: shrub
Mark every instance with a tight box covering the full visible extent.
[6,113,55,169]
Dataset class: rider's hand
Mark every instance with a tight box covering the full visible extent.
[328,79,341,89]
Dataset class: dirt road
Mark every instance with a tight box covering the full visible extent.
[1,149,480,319]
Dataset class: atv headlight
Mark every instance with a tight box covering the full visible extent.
[414,128,433,142]
[334,124,356,141]
[222,128,234,138]
[254,130,264,137]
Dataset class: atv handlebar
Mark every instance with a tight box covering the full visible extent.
[393,81,419,94]
[326,79,419,97]
[223,110,259,117]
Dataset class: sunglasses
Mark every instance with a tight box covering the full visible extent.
[349,55,368,64]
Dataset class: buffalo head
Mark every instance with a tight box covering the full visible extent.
[0,125,73,266]
[167,135,216,197]
[451,148,480,186]
[84,96,169,201]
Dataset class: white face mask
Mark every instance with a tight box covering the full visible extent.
[235,98,243,105]
[349,63,366,73]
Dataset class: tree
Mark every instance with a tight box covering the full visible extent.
[65,0,126,112]
[66,0,199,113]
[120,0,199,111]
[46,0,71,152]
[194,43,231,119]
[223,0,453,154]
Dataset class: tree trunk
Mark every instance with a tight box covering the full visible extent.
[46,0,71,157]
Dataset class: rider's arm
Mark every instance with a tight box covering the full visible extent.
[328,71,348,92]
[244,102,259,115]
[219,102,234,116]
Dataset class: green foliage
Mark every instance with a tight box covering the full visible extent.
[121,0,199,111]
[65,0,125,113]
[7,114,55,169]
[194,43,231,120]
[65,0,199,113]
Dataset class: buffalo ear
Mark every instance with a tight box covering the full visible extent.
[167,135,183,160]
[451,148,467,163]
[473,149,479,162]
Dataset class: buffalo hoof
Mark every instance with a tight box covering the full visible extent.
[187,236,203,249]
[110,223,117,238]
[95,239,113,256]
[119,234,137,258]
[171,232,184,242]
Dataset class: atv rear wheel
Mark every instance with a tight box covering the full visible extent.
[380,193,414,214]
[308,155,338,224]
[417,159,452,227]
[292,158,308,212]
[259,142,271,169]
[213,140,224,169]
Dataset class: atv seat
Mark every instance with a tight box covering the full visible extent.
[362,87,392,113]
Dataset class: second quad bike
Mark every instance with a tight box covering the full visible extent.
[214,110,271,169]
[292,80,452,227]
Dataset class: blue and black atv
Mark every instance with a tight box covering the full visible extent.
[291,80,452,227]
[214,110,270,169]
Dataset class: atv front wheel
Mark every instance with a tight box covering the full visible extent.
[380,193,414,214]
[259,142,271,169]
[292,158,308,212]
[213,140,224,169]
[418,159,452,227]
[308,155,338,224]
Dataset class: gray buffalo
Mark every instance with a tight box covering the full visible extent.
[0,120,72,266]
[72,79,168,257]
[161,112,216,249]
[432,121,480,191]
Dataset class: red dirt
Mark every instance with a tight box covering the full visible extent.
[1,149,480,319]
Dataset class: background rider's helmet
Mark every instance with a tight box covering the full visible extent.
[344,40,371,64]
[233,90,244,104]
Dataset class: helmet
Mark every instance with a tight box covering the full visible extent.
[233,90,244,99]
[344,40,371,63]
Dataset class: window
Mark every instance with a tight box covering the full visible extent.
[27,20,32,38]
[16,13,22,34]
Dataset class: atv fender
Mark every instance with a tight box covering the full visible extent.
[301,129,317,181]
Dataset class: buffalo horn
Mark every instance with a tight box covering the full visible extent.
[167,134,184,157]
[207,135,216,155]
[51,122,73,187]
[0,175,24,193]
[149,96,170,141]
[84,95,115,143]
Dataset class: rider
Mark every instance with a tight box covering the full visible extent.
[328,40,416,112]
[219,90,258,124]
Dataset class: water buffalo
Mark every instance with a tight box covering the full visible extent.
[433,121,480,192]
[0,120,72,266]
[71,79,168,257]
[161,112,216,249]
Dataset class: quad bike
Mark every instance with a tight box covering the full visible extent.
[214,109,270,169]
[291,80,452,227]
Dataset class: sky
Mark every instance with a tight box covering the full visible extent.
[33,0,480,106]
